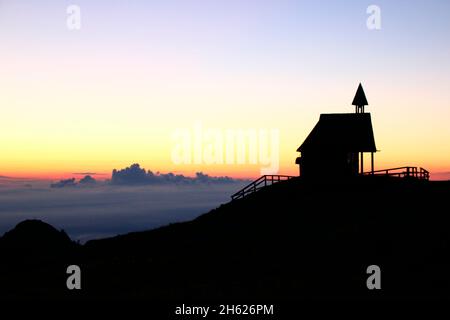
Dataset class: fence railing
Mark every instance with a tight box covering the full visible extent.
[362,166,430,180]
[231,167,429,201]
[231,175,295,200]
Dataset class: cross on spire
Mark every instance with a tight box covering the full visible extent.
[352,83,368,113]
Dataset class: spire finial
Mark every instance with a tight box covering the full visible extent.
[352,83,368,113]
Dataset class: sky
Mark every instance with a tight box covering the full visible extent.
[1,0,450,180]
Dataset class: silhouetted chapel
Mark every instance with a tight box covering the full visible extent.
[295,84,377,178]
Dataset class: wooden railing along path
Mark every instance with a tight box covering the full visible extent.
[232,167,429,201]
[231,175,295,200]
[363,166,430,180]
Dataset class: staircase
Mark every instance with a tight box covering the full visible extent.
[231,175,296,200]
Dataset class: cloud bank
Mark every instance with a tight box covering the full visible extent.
[50,178,77,188]
[49,164,246,188]
[0,182,246,243]
[111,163,241,185]
[0,165,250,242]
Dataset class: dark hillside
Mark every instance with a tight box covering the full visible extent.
[1,177,449,300]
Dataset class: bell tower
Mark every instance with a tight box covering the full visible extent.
[352,83,368,113]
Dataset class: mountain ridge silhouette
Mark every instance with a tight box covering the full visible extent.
[0,177,449,300]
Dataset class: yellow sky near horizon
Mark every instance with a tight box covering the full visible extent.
[1,65,450,180]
